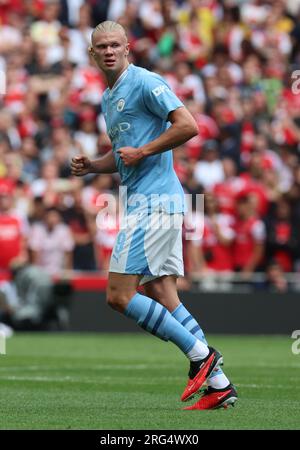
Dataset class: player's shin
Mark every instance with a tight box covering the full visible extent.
[124,293,209,358]
[172,302,230,389]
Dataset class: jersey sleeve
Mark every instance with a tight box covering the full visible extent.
[142,74,184,121]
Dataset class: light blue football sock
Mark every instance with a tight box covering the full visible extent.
[172,303,223,379]
[125,293,200,355]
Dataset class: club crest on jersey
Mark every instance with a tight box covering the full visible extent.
[117,98,125,112]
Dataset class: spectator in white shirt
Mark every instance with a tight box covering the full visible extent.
[193,139,224,190]
[29,207,74,276]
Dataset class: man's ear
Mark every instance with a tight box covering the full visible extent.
[89,46,95,57]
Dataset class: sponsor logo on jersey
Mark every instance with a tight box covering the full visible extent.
[109,122,131,143]
[152,85,169,97]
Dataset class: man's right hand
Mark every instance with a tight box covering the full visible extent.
[71,156,92,176]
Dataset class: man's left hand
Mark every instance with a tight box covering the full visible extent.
[117,147,144,166]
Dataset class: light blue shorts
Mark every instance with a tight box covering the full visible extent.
[109,211,184,285]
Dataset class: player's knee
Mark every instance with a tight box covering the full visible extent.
[106,287,132,313]
[106,290,122,311]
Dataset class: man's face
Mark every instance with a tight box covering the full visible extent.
[45,210,60,228]
[90,30,129,76]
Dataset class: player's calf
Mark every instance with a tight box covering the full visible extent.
[106,273,141,313]
[106,291,132,313]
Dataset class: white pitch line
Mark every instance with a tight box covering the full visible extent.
[229,363,300,369]
[0,375,74,382]
[236,383,300,390]
[0,375,181,385]
[0,363,177,372]
[0,366,44,371]
[1,376,300,389]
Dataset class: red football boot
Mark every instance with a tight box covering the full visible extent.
[184,384,238,410]
[181,347,223,402]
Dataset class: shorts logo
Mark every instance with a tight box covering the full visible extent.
[152,85,168,96]
[112,231,126,262]
[117,98,125,112]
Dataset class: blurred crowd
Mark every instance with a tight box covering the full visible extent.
[0,0,300,292]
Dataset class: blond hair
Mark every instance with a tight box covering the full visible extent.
[92,21,127,41]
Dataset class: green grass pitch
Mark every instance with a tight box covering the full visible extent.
[1,333,300,430]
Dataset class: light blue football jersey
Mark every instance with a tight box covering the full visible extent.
[101,64,186,214]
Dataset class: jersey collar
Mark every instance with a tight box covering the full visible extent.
[109,64,132,93]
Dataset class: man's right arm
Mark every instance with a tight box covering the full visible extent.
[71,150,117,176]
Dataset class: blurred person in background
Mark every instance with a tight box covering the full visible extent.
[0,110,21,150]
[0,258,55,331]
[59,0,85,27]
[261,167,282,205]
[232,192,266,279]
[29,196,46,225]
[68,4,93,67]
[170,62,206,105]
[209,96,240,165]
[0,9,24,56]
[31,159,62,203]
[63,189,97,271]
[238,96,259,168]
[252,133,282,175]
[237,152,270,218]
[0,180,28,271]
[20,136,41,183]
[26,42,65,123]
[259,260,289,293]
[187,192,235,276]
[172,145,189,186]
[289,165,300,224]
[95,192,120,272]
[81,173,115,215]
[184,99,219,161]
[193,139,224,190]
[30,0,61,48]
[138,0,164,41]
[265,195,299,273]
[28,206,74,276]
[74,105,99,158]
[1,150,33,219]
[213,157,241,216]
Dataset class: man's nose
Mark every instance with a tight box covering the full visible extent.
[105,46,114,55]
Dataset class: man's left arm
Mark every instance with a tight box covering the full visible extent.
[118,106,198,166]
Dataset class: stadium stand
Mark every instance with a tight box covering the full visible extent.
[0,0,300,299]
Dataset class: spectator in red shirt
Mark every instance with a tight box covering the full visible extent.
[0,181,28,271]
[238,152,270,217]
[0,0,24,25]
[95,192,120,272]
[213,157,242,215]
[185,99,219,161]
[186,192,235,274]
[232,193,266,277]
